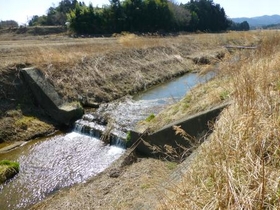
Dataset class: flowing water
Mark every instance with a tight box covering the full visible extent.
[0,72,213,209]
[0,132,125,209]
[95,72,214,131]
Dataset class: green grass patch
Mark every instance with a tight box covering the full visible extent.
[166,161,178,170]
[126,131,131,143]
[145,114,155,122]
[15,116,36,129]
[140,183,151,189]
[0,160,20,172]
[276,80,280,90]
[219,90,230,101]
[0,160,20,183]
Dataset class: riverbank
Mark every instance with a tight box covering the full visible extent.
[0,31,257,144]
[0,31,268,208]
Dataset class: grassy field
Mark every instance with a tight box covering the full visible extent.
[2,29,279,209]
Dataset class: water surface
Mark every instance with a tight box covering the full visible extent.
[0,132,124,210]
[0,71,213,209]
[97,72,214,130]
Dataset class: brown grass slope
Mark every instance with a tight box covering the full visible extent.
[26,31,266,209]
[0,32,257,142]
[2,30,273,209]
[160,31,280,209]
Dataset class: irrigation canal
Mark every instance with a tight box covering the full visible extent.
[0,72,212,209]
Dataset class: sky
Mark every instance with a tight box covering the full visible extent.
[0,0,280,25]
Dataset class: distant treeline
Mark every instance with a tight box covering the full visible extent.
[228,20,250,31]
[27,0,249,34]
[262,23,280,30]
[0,20,18,28]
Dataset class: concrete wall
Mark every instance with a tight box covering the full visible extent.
[130,103,229,156]
[21,67,83,125]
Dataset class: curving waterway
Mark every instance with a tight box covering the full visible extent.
[0,71,213,209]
[96,72,214,131]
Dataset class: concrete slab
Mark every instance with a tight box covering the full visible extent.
[21,67,83,125]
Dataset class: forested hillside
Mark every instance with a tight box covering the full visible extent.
[28,0,237,34]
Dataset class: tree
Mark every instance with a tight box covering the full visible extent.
[0,20,18,28]
[168,2,191,31]
[229,20,250,31]
[142,0,173,32]
[28,15,47,26]
[29,0,78,26]
[109,0,124,32]
[122,0,144,32]
[67,2,105,34]
[184,0,230,32]
[240,21,250,31]
[55,0,230,34]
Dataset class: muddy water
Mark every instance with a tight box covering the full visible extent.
[0,132,124,210]
[0,71,212,209]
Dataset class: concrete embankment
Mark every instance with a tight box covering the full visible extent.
[21,67,83,125]
[130,102,230,156]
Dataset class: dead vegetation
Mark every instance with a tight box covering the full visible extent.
[1,30,274,209]
[159,30,280,209]
[0,31,257,142]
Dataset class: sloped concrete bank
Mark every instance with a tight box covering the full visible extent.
[20,67,83,125]
[130,102,230,157]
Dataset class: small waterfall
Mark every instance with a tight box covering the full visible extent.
[74,119,106,139]
[110,130,127,148]
[73,114,128,148]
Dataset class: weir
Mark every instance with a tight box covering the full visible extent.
[0,70,216,209]
[74,114,127,148]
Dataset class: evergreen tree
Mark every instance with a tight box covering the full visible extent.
[29,0,78,26]
[28,0,233,34]
[229,21,250,31]
[168,2,191,31]
[122,0,144,32]
[184,0,230,32]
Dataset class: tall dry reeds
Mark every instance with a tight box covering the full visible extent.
[159,31,280,209]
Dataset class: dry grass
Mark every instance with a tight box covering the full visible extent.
[2,32,241,103]
[0,30,273,207]
[1,31,233,142]
[135,31,262,132]
[159,30,280,209]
